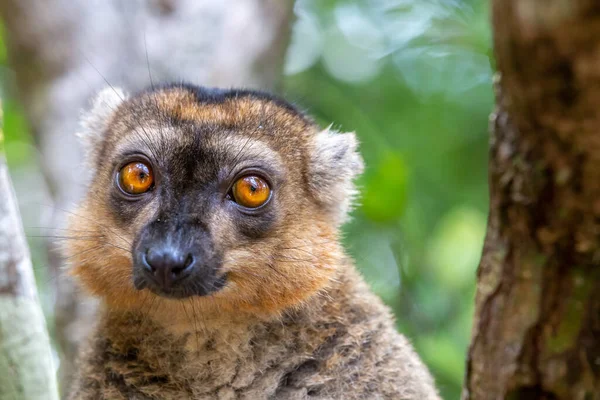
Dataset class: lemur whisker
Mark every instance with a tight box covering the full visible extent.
[135,291,152,337]
[34,2,168,163]
[82,55,123,102]
[27,226,101,234]
[179,300,196,348]
[31,244,104,273]
[31,245,107,287]
[225,101,276,182]
[128,125,163,164]
[188,297,201,351]
[143,32,172,165]
[30,235,130,254]
[144,32,154,91]
[137,293,158,336]
[29,234,106,240]
[35,203,133,247]
[83,55,164,163]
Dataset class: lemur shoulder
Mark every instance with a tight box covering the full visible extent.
[65,84,439,399]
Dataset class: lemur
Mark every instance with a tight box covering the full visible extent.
[65,83,440,399]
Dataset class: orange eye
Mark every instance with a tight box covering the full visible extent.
[118,162,154,195]
[232,175,271,208]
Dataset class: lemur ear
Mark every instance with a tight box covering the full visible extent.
[307,128,365,226]
[77,87,127,165]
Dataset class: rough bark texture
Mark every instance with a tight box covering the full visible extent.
[0,122,58,399]
[0,0,294,391]
[463,1,600,399]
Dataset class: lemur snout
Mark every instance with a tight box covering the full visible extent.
[143,247,195,290]
[132,218,226,298]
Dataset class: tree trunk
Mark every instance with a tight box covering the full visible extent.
[464,1,600,399]
[0,114,59,400]
[0,0,294,392]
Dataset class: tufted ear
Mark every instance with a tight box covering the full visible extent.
[77,87,127,166]
[307,127,365,226]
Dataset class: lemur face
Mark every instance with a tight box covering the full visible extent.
[104,95,291,299]
[66,85,363,314]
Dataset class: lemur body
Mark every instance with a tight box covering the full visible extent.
[65,84,439,399]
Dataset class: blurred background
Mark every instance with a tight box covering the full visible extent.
[2,0,492,398]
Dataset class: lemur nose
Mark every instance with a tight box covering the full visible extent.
[143,248,195,289]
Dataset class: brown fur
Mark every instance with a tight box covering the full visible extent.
[65,85,439,399]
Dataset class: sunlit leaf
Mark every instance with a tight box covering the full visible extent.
[426,207,487,289]
[3,100,33,167]
[361,152,408,223]
[0,21,6,65]
[417,333,466,385]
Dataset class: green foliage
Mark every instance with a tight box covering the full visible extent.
[3,100,33,167]
[0,112,3,155]
[0,20,33,167]
[361,152,408,223]
[427,207,486,290]
[285,1,492,398]
[0,21,6,65]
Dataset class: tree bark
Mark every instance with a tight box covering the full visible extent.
[464,1,600,399]
[0,0,294,392]
[0,113,59,400]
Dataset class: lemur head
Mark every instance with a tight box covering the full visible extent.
[66,84,363,317]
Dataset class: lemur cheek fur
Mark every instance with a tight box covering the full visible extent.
[65,83,440,400]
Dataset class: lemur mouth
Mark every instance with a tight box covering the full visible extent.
[133,271,228,299]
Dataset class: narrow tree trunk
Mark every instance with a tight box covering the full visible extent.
[464,1,600,399]
[0,114,59,400]
[0,0,294,392]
